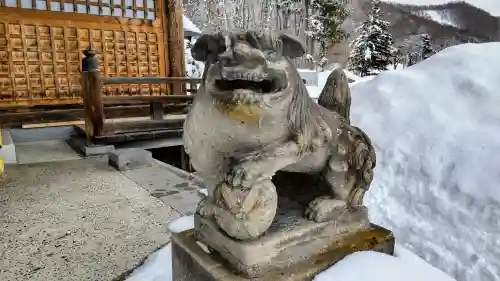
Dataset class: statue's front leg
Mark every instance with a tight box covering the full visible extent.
[227,141,302,189]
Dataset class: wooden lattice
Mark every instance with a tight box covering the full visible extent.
[0,0,167,107]
[0,0,157,20]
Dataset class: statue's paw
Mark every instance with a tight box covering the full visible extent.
[196,199,214,217]
[305,197,347,223]
[226,162,268,189]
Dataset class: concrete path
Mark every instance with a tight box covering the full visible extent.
[15,140,82,164]
[0,154,200,281]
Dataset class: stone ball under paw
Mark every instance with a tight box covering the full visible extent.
[213,180,278,240]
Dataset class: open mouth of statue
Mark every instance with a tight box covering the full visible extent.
[214,78,279,94]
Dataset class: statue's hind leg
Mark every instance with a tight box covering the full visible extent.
[305,153,355,223]
[305,126,375,223]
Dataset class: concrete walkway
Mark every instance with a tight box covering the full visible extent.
[0,145,202,281]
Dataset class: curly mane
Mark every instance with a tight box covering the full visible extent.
[286,60,330,153]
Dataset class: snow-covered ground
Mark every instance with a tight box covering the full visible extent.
[381,0,500,16]
[126,216,456,281]
[351,42,500,281]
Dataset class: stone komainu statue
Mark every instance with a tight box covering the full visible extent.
[183,31,376,240]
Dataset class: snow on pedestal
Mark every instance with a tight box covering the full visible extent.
[125,216,455,281]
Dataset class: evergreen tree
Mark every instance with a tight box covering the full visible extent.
[420,33,434,60]
[310,0,349,57]
[348,0,394,76]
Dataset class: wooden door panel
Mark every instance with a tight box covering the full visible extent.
[0,1,166,108]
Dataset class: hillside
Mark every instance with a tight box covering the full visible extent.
[345,0,500,50]
[380,0,500,17]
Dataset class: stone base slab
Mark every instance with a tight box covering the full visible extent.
[108,148,154,171]
[194,198,373,278]
[172,224,395,281]
[66,136,115,156]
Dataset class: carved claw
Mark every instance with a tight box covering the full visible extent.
[226,161,272,189]
[196,198,214,217]
[305,197,347,223]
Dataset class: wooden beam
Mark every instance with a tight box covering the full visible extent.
[0,98,83,108]
[150,102,164,120]
[0,6,160,30]
[102,76,201,85]
[0,105,191,125]
[102,119,185,135]
[22,121,85,129]
[93,129,183,144]
[103,95,193,104]
[0,95,195,109]
[166,0,187,95]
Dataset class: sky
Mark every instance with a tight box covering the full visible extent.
[381,0,500,16]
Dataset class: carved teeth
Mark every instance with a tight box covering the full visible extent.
[220,69,268,82]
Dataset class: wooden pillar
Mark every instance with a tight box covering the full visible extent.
[166,0,186,95]
[150,102,164,120]
[81,50,104,144]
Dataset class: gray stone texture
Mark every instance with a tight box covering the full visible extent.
[66,136,115,156]
[177,30,391,281]
[8,126,77,143]
[0,158,180,281]
[193,200,372,278]
[121,163,204,216]
[172,224,395,281]
[15,140,82,164]
[108,148,154,171]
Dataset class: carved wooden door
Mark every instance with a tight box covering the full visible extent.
[0,0,166,108]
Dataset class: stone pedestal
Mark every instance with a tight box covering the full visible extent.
[172,199,395,281]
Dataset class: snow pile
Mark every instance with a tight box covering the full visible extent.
[315,245,455,281]
[126,216,455,281]
[306,69,372,99]
[182,15,202,37]
[351,43,500,281]
[124,216,195,281]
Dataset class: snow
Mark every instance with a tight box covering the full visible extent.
[381,0,500,17]
[182,15,202,37]
[314,245,456,281]
[421,10,458,27]
[127,216,454,281]
[125,216,195,281]
[198,187,208,197]
[167,215,195,233]
[305,68,368,99]
[351,42,500,281]
[184,39,204,79]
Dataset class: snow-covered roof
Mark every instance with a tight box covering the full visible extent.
[183,15,202,38]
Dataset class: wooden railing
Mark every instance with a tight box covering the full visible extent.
[81,50,201,144]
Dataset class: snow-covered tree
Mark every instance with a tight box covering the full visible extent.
[347,0,394,76]
[310,0,349,56]
[420,33,434,60]
[184,39,204,78]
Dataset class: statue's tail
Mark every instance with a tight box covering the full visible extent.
[317,68,352,123]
